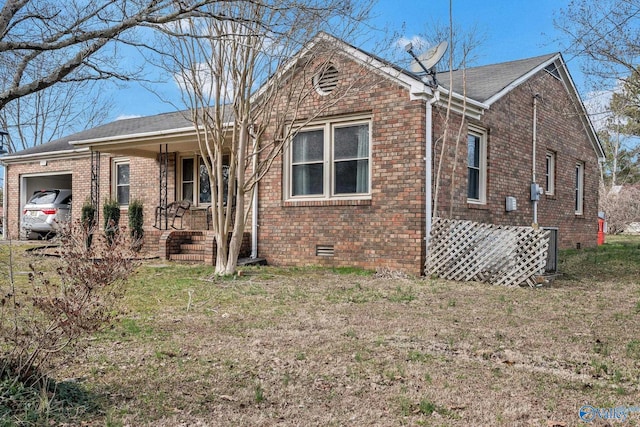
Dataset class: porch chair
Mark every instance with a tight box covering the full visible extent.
[154,199,192,230]
[206,204,236,230]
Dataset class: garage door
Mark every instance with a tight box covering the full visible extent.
[20,173,73,238]
[22,173,73,208]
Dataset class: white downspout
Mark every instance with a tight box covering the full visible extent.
[2,166,6,240]
[532,94,539,226]
[251,132,258,259]
[425,91,439,256]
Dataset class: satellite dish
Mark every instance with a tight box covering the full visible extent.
[410,41,448,74]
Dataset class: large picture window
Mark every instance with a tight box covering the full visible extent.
[288,118,371,200]
[467,127,487,204]
[113,159,130,206]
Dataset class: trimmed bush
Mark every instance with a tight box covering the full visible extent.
[103,199,120,245]
[80,201,96,248]
[128,199,144,251]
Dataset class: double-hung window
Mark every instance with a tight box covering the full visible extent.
[467,127,487,204]
[113,158,130,206]
[180,156,212,205]
[575,161,584,215]
[545,151,556,196]
[288,118,371,200]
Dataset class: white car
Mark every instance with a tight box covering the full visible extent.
[21,189,72,239]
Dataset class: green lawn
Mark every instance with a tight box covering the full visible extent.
[1,235,640,426]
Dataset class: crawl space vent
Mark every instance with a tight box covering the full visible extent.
[316,245,335,257]
[313,65,339,95]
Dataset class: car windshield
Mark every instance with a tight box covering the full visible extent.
[28,191,59,205]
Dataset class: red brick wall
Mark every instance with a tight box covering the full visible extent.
[432,70,599,249]
[257,54,428,275]
[258,57,600,274]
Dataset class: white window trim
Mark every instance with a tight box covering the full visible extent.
[575,161,584,215]
[284,116,372,201]
[112,157,130,207]
[545,151,556,196]
[467,126,487,204]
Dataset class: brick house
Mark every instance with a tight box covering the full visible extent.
[0,33,603,275]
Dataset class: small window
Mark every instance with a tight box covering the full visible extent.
[545,151,556,195]
[113,159,130,206]
[575,161,584,215]
[467,127,487,204]
[313,64,339,96]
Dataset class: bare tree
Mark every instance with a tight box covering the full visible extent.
[0,0,241,113]
[155,0,372,275]
[424,13,485,218]
[0,80,113,152]
[556,0,640,194]
[555,0,640,87]
[419,21,486,72]
[600,185,640,233]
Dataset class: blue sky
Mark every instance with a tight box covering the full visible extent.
[374,0,568,61]
[110,0,579,121]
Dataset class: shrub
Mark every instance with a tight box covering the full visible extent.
[128,199,144,240]
[80,201,97,248]
[0,220,138,419]
[103,199,120,246]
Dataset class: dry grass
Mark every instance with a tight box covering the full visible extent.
[3,236,640,426]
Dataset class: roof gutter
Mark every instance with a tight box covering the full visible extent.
[69,126,200,147]
[0,147,90,165]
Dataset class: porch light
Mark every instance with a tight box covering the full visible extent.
[0,130,8,155]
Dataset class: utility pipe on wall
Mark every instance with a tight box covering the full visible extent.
[532,93,540,227]
[425,92,439,256]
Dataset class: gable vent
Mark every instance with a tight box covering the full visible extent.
[544,64,561,81]
[313,65,339,95]
[316,244,335,257]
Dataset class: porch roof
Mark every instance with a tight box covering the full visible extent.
[2,110,228,162]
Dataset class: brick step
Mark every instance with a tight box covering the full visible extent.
[170,253,204,262]
[190,234,207,242]
[180,243,205,252]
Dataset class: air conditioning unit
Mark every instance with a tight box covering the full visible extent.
[543,227,558,274]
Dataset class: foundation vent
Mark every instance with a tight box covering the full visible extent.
[316,245,335,257]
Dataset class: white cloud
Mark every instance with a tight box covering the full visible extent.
[115,114,142,121]
[396,35,429,53]
[173,63,235,104]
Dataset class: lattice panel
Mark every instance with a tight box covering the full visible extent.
[426,218,550,287]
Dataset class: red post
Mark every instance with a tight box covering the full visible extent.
[597,217,605,245]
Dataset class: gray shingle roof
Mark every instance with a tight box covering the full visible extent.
[435,53,558,103]
[9,110,194,156]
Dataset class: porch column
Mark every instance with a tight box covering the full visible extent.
[158,144,169,230]
[90,150,100,226]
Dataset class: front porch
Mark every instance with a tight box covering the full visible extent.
[64,112,258,266]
